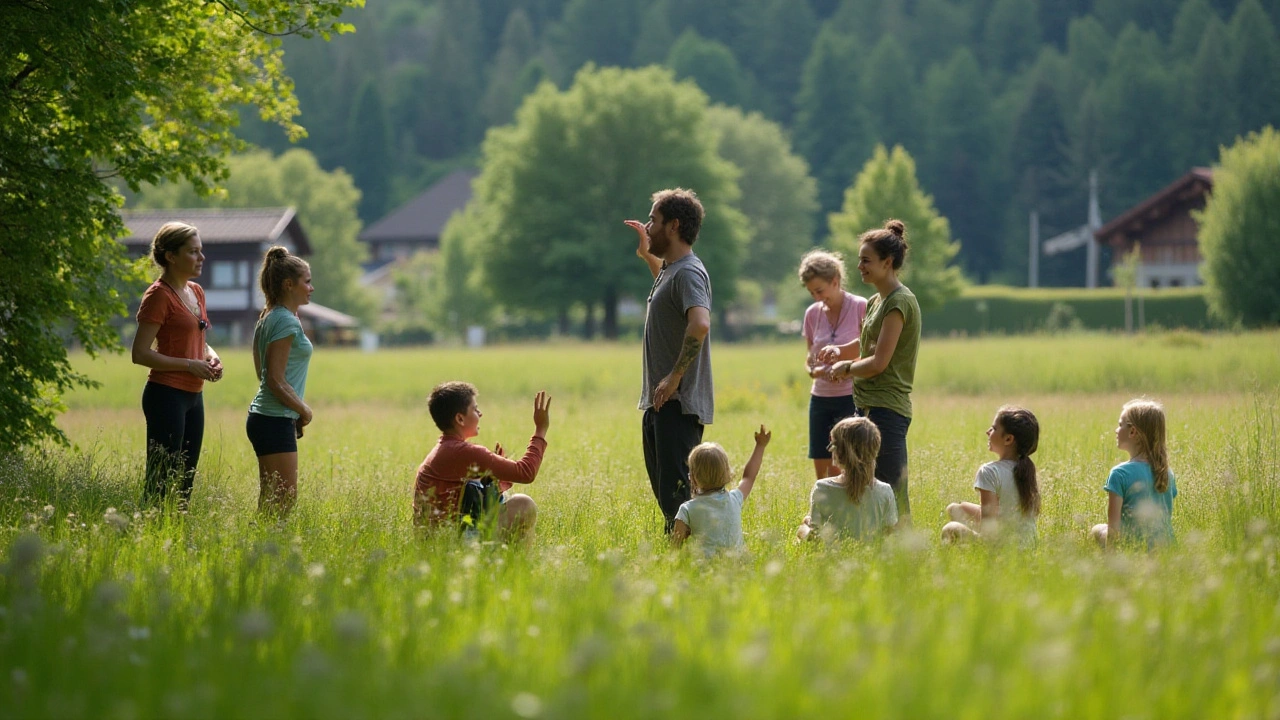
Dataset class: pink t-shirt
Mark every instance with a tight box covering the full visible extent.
[803,291,867,397]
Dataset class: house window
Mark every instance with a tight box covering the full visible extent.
[210,260,252,289]
[1149,278,1161,289]
[1170,278,1182,288]
[211,261,237,288]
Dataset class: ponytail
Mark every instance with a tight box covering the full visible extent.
[257,246,309,319]
[1123,399,1170,493]
[830,417,881,504]
[995,406,1041,517]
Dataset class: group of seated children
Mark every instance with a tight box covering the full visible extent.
[411,381,1177,553]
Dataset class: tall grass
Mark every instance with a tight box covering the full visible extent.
[2,336,1278,718]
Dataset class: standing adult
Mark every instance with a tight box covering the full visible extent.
[624,188,714,533]
[799,249,867,480]
[131,221,223,506]
[823,220,921,524]
[245,246,314,517]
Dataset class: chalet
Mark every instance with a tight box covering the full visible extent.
[119,207,359,345]
[1094,168,1213,289]
[359,169,476,268]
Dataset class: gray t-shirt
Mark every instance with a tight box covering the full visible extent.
[639,253,714,425]
[808,478,898,541]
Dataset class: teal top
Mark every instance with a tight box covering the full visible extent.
[249,306,313,419]
[1104,460,1177,548]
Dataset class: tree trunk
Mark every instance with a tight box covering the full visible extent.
[557,307,570,336]
[582,302,596,340]
[603,285,619,340]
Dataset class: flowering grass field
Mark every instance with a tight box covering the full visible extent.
[2,333,1278,719]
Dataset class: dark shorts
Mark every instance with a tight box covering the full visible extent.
[246,412,298,456]
[809,394,858,459]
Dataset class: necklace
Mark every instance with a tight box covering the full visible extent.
[825,292,849,345]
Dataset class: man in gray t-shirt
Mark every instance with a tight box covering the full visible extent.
[624,188,715,533]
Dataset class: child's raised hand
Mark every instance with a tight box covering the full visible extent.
[493,442,506,457]
[533,391,552,436]
[754,424,772,447]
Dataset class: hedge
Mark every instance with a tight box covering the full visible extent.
[923,285,1216,336]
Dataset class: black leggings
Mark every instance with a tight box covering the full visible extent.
[858,406,912,517]
[142,381,204,503]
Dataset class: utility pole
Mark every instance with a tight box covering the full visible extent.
[1028,211,1040,288]
[1086,170,1101,289]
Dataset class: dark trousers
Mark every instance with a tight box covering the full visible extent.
[142,381,204,504]
[642,400,705,533]
[859,406,912,517]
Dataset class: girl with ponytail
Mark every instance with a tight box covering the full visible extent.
[942,406,1041,545]
[1090,399,1177,549]
[245,246,314,516]
[798,416,899,543]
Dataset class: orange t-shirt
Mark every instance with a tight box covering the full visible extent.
[136,280,209,393]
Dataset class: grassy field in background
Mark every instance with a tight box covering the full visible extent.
[2,332,1279,718]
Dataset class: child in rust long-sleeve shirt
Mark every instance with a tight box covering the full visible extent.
[413,382,551,541]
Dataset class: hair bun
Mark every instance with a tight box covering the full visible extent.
[884,219,906,238]
[265,246,290,262]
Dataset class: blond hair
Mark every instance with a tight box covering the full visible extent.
[257,246,310,319]
[798,249,845,284]
[688,442,732,494]
[830,417,880,503]
[1122,399,1171,493]
[150,221,199,269]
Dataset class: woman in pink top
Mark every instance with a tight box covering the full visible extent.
[799,249,867,480]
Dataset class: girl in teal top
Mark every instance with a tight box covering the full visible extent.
[1091,399,1177,549]
[245,246,314,517]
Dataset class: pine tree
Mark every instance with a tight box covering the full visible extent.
[920,49,999,281]
[1227,0,1280,139]
[793,25,867,219]
[735,0,819,122]
[1178,19,1237,169]
[347,78,393,223]
[859,35,920,156]
[482,9,539,127]
[1169,0,1218,58]
[981,0,1042,78]
[665,30,752,109]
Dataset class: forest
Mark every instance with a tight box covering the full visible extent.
[234,0,1280,287]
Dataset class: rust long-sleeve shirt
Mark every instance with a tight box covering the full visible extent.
[412,434,547,526]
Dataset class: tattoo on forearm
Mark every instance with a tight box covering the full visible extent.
[672,335,703,374]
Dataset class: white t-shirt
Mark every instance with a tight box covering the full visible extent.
[675,488,745,555]
[973,459,1037,542]
[808,478,897,541]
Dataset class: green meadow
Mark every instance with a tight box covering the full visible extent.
[2,332,1279,719]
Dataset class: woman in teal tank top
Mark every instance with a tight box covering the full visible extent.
[245,246,314,517]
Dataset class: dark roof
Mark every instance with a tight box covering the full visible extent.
[1094,168,1213,246]
[118,207,313,255]
[359,169,476,244]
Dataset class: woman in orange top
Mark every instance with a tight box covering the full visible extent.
[131,221,223,505]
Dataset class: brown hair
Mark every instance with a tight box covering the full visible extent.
[994,406,1040,516]
[829,417,880,503]
[651,188,705,245]
[257,246,310,319]
[1122,399,1171,493]
[798,249,845,284]
[150,221,199,268]
[427,381,477,432]
[688,442,732,494]
[858,219,909,270]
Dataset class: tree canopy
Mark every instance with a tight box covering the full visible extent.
[1197,126,1280,327]
[0,0,359,451]
[465,65,747,339]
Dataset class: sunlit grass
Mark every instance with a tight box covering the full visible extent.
[2,335,1278,718]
